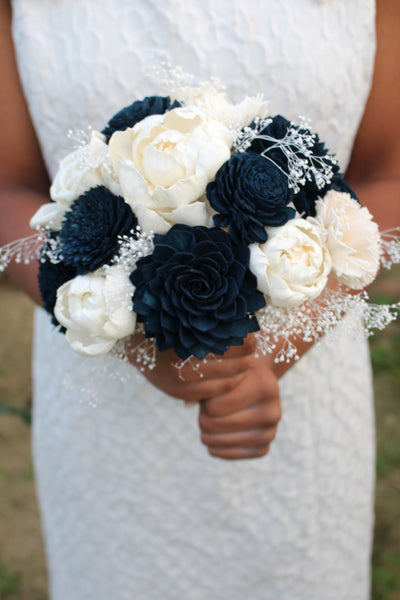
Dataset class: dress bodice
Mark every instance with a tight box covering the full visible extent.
[11,0,375,179]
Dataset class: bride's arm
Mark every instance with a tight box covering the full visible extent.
[345,0,400,230]
[0,0,49,305]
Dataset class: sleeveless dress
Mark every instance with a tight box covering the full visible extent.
[11,1,376,599]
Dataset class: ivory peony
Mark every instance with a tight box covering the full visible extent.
[54,265,136,356]
[108,105,233,234]
[249,219,331,307]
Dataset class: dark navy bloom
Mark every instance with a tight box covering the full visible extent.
[248,115,340,217]
[206,152,295,245]
[60,186,138,274]
[131,224,266,360]
[293,171,358,217]
[102,96,181,142]
[249,114,292,171]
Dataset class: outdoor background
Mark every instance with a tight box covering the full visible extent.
[0,267,399,600]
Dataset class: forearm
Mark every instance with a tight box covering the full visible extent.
[347,178,400,233]
[0,185,47,305]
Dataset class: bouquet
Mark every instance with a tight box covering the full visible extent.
[1,72,399,368]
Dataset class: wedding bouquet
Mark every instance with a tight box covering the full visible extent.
[2,72,399,366]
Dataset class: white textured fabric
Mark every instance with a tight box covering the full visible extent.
[11,1,376,598]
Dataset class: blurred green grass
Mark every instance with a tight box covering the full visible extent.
[369,266,400,600]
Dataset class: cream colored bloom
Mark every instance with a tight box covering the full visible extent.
[310,190,380,289]
[30,202,66,230]
[188,90,269,130]
[108,105,233,233]
[249,219,331,308]
[33,131,121,231]
[54,266,136,356]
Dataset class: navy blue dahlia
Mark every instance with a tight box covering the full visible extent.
[60,186,138,275]
[207,152,295,245]
[131,224,266,360]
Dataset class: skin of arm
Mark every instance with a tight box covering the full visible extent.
[1,1,399,460]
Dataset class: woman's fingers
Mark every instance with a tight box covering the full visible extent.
[200,368,280,418]
[198,363,282,460]
[199,413,279,460]
[201,426,278,449]
[170,372,246,402]
[199,402,281,434]
[176,353,253,383]
[176,335,258,383]
[207,446,272,460]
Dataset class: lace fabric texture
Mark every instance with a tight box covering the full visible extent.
[12,1,376,598]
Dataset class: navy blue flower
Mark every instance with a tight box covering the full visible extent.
[248,114,292,171]
[131,224,265,360]
[60,186,138,274]
[206,152,295,245]
[102,96,181,142]
[248,115,340,217]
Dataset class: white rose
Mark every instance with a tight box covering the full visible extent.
[108,105,233,233]
[30,202,66,230]
[44,131,120,229]
[309,190,381,289]
[249,219,332,308]
[54,265,136,356]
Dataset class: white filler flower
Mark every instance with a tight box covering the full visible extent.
[249,219,332,308]
[54,265,136,356]
[310,190,381,289]
[108,105,233,234]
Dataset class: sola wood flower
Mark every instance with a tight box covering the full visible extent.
[207,152,295,245]
[108,105,233,234]
[249,219,331,308]
[309,190,381,289]
[54,265,136,356]
[59,186,138,275]
[131,224,265,360]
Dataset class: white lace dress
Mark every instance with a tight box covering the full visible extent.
[11,1,376,598]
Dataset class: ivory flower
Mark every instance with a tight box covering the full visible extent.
[188,90,269,130]
[310,190,381,289]
[249,219,331,307]
[108,105,233,234]
[30,202,66,231]
[30,131,121,231]
[54,266,136,356]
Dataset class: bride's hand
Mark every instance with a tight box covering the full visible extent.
[198,350,281,460]
[124,331,260,403]
[126,332,282,460]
